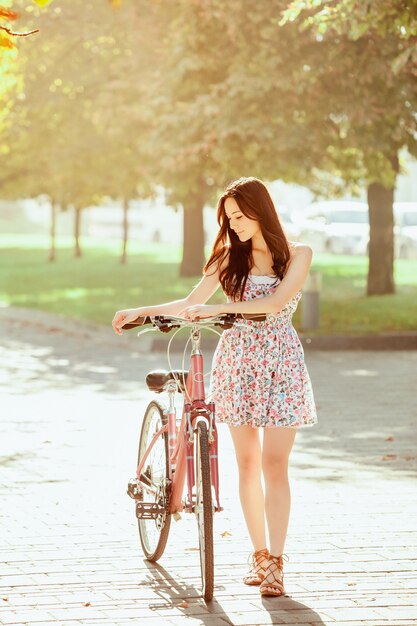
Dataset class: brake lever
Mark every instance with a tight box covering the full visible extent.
[136,326,159,338]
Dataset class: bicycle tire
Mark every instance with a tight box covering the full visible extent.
[137,400,171,562]
[195,419,214,601]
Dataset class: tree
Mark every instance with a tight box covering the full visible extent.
[0,0,156,262]
[137,1,286,276]
[280,0,417,294]
[107,0,217,276]
[159,0,417,292]
[145,1,333,275]
[87,0,224,274]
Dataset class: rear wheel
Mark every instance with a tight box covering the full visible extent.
[137,401,171,561]
[195,419,214,601]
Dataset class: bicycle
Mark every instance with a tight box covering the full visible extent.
[123,312,267,601]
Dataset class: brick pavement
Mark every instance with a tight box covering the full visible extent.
[1,309,417,626]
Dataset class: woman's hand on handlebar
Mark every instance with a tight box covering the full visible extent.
[112,307,146,335]
[179,303,224,321]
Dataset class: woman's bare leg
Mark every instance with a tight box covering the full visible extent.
[229,424,266,551]
[262,427,296,556]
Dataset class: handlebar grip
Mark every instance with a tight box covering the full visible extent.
[121,316,153,330]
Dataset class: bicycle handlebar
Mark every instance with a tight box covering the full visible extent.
[121,312,268,332]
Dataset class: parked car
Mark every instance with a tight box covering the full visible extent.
[298,201,369,255]
[394,202,417,259]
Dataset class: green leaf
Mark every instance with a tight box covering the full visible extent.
[32,0,54,7]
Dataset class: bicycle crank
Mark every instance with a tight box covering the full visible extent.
[127,477,144,501]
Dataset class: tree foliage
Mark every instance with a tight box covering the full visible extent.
[279,0,417,293]
[0,0,156,260]
[282,1,417,42]
[1,0,416,293]
[157,0,416,290]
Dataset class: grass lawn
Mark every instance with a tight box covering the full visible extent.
[0,234,416,335]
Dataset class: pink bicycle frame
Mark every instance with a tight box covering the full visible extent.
[135,329,222,515]
[170,349,221,514]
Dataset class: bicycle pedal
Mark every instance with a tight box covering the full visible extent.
[135,501,166,519]
[127,478,144,501]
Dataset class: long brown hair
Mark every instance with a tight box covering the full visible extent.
[204,177,291,301]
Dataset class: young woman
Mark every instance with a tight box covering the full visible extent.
[112,177,318,597]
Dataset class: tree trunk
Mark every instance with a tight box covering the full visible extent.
[367,181,395,295]
[180,194,206,277]
[48,200,57,262]
[74,206,82,258]
[121,196,129,265]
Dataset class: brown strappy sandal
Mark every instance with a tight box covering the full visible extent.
[243,548,270,586]
[259,553,288,597]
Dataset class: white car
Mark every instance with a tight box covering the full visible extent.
[297,201,369,255]
[394,202,417,259]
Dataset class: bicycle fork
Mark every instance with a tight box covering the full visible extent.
[183,401,222,514]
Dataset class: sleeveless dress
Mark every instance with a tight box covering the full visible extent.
[209,274,318,428]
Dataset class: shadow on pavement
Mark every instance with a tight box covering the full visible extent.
[142,559,232,623]
[261,596,326,625]
[142,560,326,625]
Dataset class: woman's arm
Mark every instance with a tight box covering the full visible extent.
[182,243,313,320]
[222,244,313,315]
[112,251,227,333]
[139,268,222,317]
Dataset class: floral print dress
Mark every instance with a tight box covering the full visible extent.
[209,274,318,428]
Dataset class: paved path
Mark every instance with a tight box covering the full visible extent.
[1,309,417,626]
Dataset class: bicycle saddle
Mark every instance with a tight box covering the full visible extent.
[146,369,189,394]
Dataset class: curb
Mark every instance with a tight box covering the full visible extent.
[300,332,417,351]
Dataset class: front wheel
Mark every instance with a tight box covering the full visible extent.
[137,400,171,562]
[195,419,214,601]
